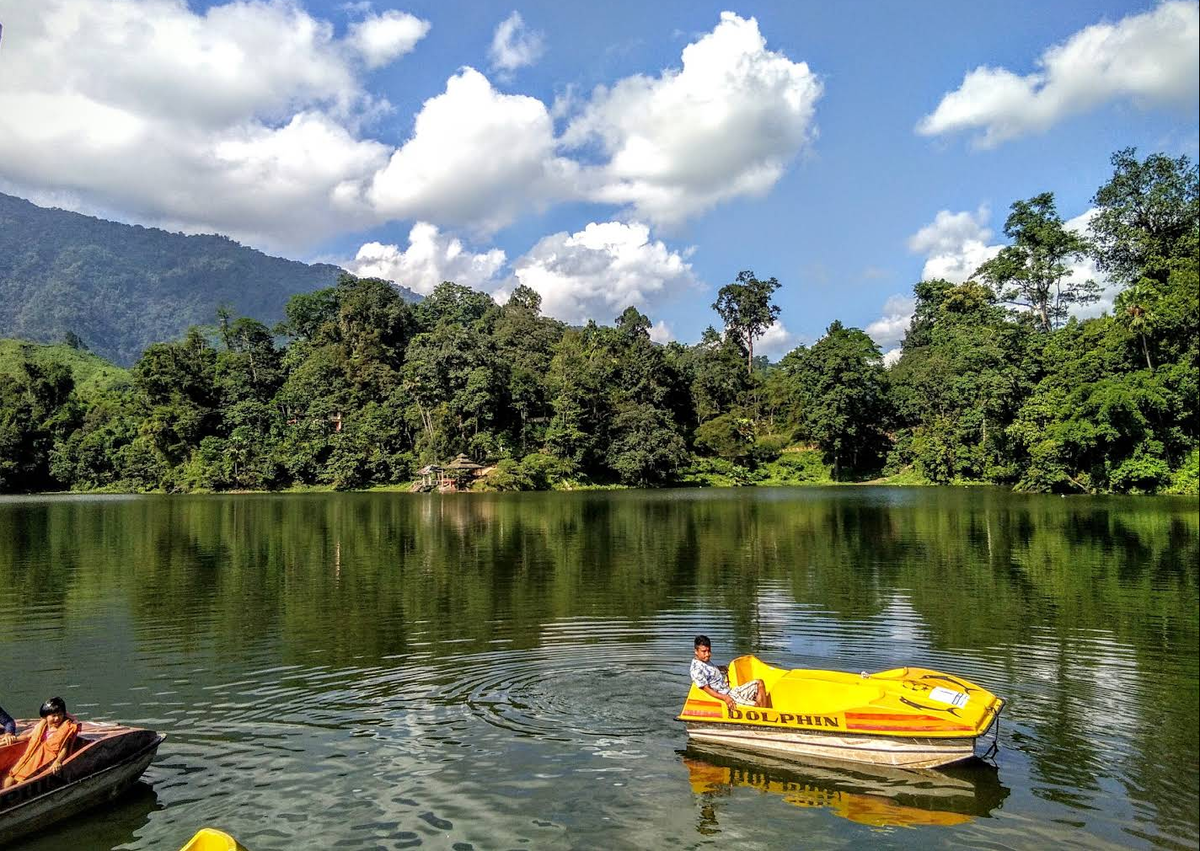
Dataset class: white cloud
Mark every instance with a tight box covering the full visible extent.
[489,11,545,73]
[0,0,405,248]
[755,321,797,360]
[364,68,578,232]
[510,221,698,325]
[563,12,822,227]
[918,1,1199,147]
[347,223,507,295]
[0,5,820,248]
[882,347,903,368]
[865,294,916,350]
[908,207,1002,283]
[349,10,431,69]
[649,320,673,344]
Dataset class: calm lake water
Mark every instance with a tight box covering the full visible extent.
[0,487,1196,850]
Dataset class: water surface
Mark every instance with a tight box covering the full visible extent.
[0,488,1196,850]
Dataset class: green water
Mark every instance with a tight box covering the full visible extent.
[0,488,1196,850]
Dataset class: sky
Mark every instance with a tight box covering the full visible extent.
[0,0,1196,360]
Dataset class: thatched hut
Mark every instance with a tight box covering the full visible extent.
[440,455,484,491]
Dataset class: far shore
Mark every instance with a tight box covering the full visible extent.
[14,475,1197,498]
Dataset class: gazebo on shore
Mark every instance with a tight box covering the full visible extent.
[415,464,443,490]
[442,454,484,490]
[412,455,487,492]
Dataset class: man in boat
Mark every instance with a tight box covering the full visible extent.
[690,635,767,711]
[1,697,79,788]
[0,704,17,745]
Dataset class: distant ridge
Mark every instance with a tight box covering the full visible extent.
[0,192,420,365]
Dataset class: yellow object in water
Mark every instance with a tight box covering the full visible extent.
[682,746,987,827]
[179,828,246,851]
[678,655,1005,769]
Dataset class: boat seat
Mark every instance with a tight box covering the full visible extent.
[769,679,887,715]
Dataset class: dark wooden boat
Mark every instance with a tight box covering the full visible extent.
[0,721,164,846]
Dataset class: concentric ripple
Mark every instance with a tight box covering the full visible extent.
[430,643,681,740]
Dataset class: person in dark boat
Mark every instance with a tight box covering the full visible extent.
[1,697,79,788]
[0,704,17,746]
[689,635,767,711]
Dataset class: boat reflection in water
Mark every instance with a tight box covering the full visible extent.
[682,743,1009,830]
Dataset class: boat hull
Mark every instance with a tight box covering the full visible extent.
[684,720,978,769]
[0,724,163,847]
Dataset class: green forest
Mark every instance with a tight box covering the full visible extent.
[1,149,1196,496]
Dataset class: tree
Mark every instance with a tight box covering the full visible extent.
[782,322,891,479]
[888,282,1031,483]
[1090,148,1199,286]
[1116,285,1155,371]
[606,402,689,486]
[0,358,78,491]
[493,285,564,452]
[688,326,752,423]
[977,193,1098,332]
[416,281,495,330]
[133,328,219,466]
[712,270,781,374]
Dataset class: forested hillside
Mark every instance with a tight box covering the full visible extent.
[1,149,1195,496]
[0,192,418,365]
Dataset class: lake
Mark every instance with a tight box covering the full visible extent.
[0,487,1196,850]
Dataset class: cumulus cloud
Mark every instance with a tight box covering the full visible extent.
[0,5,820,248]
[349,10,431,69]
[908,206,1002,283]
[755,321,798,360]
[649,320,673,344]
[563,12,822,226]
[347,223,507,295]
[918,1,1199,147]
[0,0,418,248]
[865,294,916,351]
[363,68,578,231]
[510,221,699,325]
[489,11,545,73]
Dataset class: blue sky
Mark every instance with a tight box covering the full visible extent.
[0,1,1196,357]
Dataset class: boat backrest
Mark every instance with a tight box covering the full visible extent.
[732,656,755,687]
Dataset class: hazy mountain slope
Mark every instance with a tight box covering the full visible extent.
[0,192,418,365]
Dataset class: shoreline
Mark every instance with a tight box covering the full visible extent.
[8,477,1197,498]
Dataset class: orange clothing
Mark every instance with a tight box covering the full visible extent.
[7,715,79,784]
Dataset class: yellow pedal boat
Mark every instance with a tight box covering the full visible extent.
[678,656,1004,769]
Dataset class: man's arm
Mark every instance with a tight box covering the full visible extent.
[699,684,736,712]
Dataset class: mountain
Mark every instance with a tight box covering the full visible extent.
[0,192,419,365]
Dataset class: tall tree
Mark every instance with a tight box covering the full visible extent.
[977,193,1098,332]
[1089,148,1199,286]
[783,322,891,480]
[712,270,781,374]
